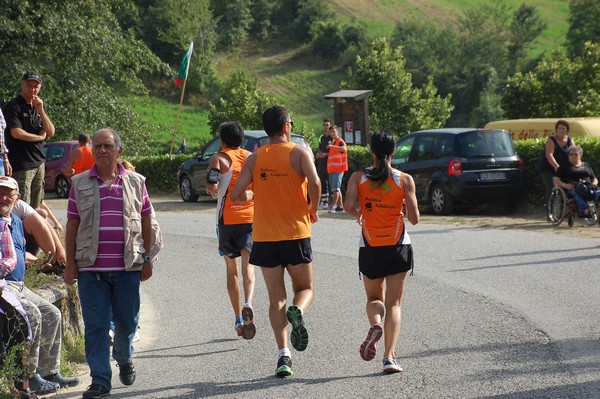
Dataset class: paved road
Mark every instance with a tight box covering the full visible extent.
[49,197,599,399]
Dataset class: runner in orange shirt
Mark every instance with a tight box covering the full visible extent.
[231,106,321,377]
[206,122,256,340]
[344,131,419,374]
[65,133,94,176]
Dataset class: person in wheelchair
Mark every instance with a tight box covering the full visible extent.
[553,145,600,217]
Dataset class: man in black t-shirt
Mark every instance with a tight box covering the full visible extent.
[316,119,333,209]
[3,71,55,208]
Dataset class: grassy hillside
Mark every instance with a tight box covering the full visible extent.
[138,0,570,154]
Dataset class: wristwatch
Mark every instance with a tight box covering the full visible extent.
[143,255,153,263]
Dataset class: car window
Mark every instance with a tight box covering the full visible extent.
[455,131,515,157]
[46,145,65,162]
[393,136,416,164]
[290,135,308,148]
[201,138,222,160]
[413,136,440,161]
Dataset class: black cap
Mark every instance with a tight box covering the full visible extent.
[22,70,42,83]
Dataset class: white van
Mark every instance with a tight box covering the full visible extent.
[484,118,600,141]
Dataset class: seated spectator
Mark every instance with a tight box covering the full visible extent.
[0,213,34,398]
[0,176,79,395]
[553,145,600,217]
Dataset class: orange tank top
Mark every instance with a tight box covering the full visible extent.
[216,148,253,225]
[358,169,406,246]
[73,146,94,175]
[252,142,310,242]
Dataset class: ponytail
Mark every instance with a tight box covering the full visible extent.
[363,154,391,183]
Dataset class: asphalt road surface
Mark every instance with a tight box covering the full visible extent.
[49,197,599,399]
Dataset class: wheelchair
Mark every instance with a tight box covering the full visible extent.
[547,185,599,227]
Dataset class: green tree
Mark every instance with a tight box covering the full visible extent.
[0,0,170,156]
[567,0,600,57]
[310,22,347,60]
[508,4,547,70]
[207,71,277,134]
[294,0,335,43]
[211,0,253,49]
[342,38,453,136]
[502,43,600,118]
[249,0,275,41]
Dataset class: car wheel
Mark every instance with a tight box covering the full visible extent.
[429,184,454,215]
[55,176,70,199]
[179,175,199,202]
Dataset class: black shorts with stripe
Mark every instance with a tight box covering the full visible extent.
[358,241,414,280]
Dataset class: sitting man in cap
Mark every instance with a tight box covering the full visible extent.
[2,70,55,209]
[0,176,79,395]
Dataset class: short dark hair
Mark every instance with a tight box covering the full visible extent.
[218,122,244,147]
[78,132,90,144]
[262,106,289,137]
[556,119,570,132]
[323,119,331,124]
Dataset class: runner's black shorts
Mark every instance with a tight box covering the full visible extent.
[359,242,413,279]
[250,238,312,267]
[217,223,253,258]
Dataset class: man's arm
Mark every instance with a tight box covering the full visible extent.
[298,148,321,222]
[205,154,221,197]
[9,127,46,142]
[141,214,153,282]
[64,219,80,285]
[32,96,55,138]
[65,149,81,177]
[22,211,56,255]
[231,154,256,202]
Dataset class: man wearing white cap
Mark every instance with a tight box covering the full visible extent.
[0,176,79,395]
[2,70,55,209]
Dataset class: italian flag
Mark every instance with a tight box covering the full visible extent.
[175,42,194,86]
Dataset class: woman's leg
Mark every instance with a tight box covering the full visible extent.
[382,272,408,358]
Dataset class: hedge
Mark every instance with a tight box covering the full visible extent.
[131,137,600,208]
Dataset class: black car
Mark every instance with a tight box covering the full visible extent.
[391,128,524,215]
[178,130,310,202]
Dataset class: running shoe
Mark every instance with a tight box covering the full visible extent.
[241,304,256,340]
[235,322,244,337]
[275,355,293,377]
[335,207,344,212]
[286,305,308,351]
[319,202,329,210]
[360,323,383,361]
[383,357,403,374]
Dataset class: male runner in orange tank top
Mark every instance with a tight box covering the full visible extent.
[231,106,321,377]
[65,133,94,176]
[206,122,256,340]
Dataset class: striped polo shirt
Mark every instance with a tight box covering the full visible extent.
[67,163,153,272]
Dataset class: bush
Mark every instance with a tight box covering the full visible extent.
[128,154,190,194]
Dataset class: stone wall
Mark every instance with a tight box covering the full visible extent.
[35,283,84,338]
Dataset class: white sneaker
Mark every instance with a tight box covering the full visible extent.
[133,330,140,342]
[319,202,329,210]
